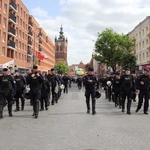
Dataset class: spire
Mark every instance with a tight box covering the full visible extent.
[59,25,64,36]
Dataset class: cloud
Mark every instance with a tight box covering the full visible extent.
[29,0,150,65]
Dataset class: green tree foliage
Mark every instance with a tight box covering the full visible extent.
[121,52,136,71]
[93,28,136,72]
[55,62,69,74]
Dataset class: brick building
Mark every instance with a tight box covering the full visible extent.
[0,0,55,72]
[55,25,68,64]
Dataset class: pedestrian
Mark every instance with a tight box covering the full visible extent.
[0,68,16,118]
[27,66,43,118]
[76,76,82,89]
[14,70,26,111]
[112,72,121,108]
[47,68,60,105]
[135,68,150,114]
[62,73,69,93]
[120,68,135,115]
[40,75,50,111]
[84,67,97,115]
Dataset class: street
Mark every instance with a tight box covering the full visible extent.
[0,84,150,150]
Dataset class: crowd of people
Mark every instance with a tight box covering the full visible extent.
[0,66,72,119]
[97,68,150,115]
[0,65,149,119]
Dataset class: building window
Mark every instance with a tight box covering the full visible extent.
[0,14,1,25]
[2,32,6,42]
[17,4,19,12]
[146,52,148,57]
[3,17,6,27]
[16,16,19,24]
[19,41,21,49]
[16,40,18,48]
[143,41,144,48]
[2,47,5,56]
[0,0,2,9]
[16,28,18,35]
[19,53,21,59]
[15,52,17,59]
[22,54,24,60]
[4,3,7,13]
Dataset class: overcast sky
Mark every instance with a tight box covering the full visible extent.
[22,0,150,65]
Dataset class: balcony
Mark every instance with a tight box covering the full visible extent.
[39,40,42,44]
[9,13,16,24]
[29,21,33,28]
[39,48,42,52]
[7,40,15,50]
[9,0,17,12]
[28,31,32,37]
[28,41,32,47]
[38,32,42,37]
[27,50,32,56]
[8,27,16,36]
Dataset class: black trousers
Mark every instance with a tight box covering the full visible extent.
[114,91,121,106]
[121,90,132,112]
[64,84,68,93]
[85,90,96,112]
[0,91,13,115]
[15,90,25,110]
[30,89,41,115]
[137,90,149,112]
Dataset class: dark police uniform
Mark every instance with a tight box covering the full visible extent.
[47,68,60,105]
[14,71,26,111]
[120,69,135,114]
[84,67,97,115]
[40,76,50,111]
[76,77,82,89]
[112,72,121,108]
[0,68,16,118]
[62,74,69,93]
[136,69,150,114]
[27,66,43,118]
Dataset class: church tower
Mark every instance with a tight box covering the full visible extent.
[55,25,68,64]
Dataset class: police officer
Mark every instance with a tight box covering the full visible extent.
[136,69,150,114]
[120,68,135,115]
[76,76,82,89]
[40,75,50,111]
[62,73,69,93]
[27,66,43,118]
[112,72,121,108]
[47,68,60,105]
[14,70,26,111]
[0,68,16,118]
[84,67,97,115]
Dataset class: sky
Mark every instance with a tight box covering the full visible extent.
[22,0,150,65]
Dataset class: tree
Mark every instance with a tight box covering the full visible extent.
[55,62,69,74]
[120,52,136,71]
[93,28,135,72]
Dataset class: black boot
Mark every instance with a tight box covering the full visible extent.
[86,98,90,113]
[92,99,96,115]
[8,104,13,117]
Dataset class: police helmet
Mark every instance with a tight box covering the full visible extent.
[106,81,111,86]
[95,91,101,99]
[60,84,65,90]
[23,92,30,99]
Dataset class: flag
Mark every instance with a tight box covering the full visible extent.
[40,52,48,59]
[36,52,44,60]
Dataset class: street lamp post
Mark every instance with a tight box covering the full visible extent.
[33,28,40,67]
